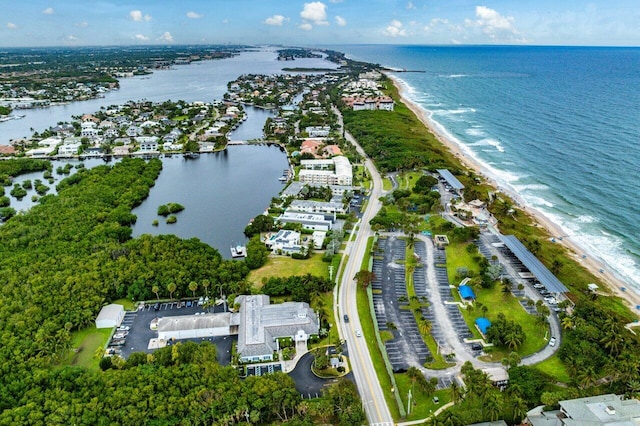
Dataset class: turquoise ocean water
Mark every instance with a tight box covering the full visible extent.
[337,45,640,293]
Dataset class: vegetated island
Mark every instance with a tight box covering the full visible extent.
[157,202,185,216]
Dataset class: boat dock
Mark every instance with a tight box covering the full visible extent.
[230,245,247,258]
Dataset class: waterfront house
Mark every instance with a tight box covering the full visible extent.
[264,230,302,254]
[136,136,159,151]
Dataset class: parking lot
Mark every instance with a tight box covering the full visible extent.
[107,300,235,364]
[371,235,433,372]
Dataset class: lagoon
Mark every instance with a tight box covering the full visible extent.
[131,146,288,257]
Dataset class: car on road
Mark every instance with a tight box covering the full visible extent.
[343,314,349,323]
[549,337,557,347]
[355,330,362,337]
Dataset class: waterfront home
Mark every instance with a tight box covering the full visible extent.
[112,145,133,156]
[135,136,159,151]
[264,230,302,254]
[163,141,183,151]
[299,156,353,186]
[57,141,82,157]
[276,211,335,232]
[288,199,347,215]
[0,145,16,156]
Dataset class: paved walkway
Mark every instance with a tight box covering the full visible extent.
[282,340,310,373]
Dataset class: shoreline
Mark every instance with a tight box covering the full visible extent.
[386,73,640,316]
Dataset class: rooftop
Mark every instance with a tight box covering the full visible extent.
[500,235,569,293]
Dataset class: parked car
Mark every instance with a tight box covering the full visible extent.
[549,337,557,347]
[154,303,160,311]
[117,326,130,331]
[198,297,204,306]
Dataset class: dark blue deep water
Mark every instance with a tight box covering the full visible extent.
[338,45,640,292]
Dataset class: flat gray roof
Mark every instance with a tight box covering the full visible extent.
[437,169,465,190]
[500,235,568,293]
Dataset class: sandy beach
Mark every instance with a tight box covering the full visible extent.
[387,74,640,317]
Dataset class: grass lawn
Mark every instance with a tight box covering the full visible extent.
[445,242,481,284]
[112,298,135,311]
[247,253,329,287]
[62,327,113,370]
[535,354,572,384]
[397,171,422,191]
[463,289,548,359]
[310,291,339,347]
[394,374,451,421]
[382,178,393,191]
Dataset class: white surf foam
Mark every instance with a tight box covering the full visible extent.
[465,128,486,137]
[470,138,505,153]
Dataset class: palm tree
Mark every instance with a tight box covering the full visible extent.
[485,391,502,421]
[419,318,432,336]
[449,381,464,404]
[201,279,210,296]
[512,395,528,423]
[167,282,177,301]
[577,366,598,389]
[152,285,160,300]
[561,315,574,330]
[188,281,198,298]
[505,330,524,350]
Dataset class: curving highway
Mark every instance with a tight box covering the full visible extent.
[337,123,393,425]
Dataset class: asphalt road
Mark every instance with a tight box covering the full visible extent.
[337,122,393,426]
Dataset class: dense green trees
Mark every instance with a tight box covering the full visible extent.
[245,235,270,269]
[244,213,275,237]
[262,274,334,303]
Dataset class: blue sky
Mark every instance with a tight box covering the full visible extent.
[1,0,639,47]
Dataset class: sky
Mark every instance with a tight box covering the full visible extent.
[1,0,639,47]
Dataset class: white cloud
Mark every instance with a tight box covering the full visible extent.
[424,18,450,31]
[300,2,328,26]
[186,11,202,19]
[7,22,17,29]
[222,19,229,24]
[474,6,519,38]
[134,34,149,41]
[328,0,343,2]
[76,22,89,28]
[159,32,174,43]
[335,16,346,27]
[264,15,286,26]
[383,20,407,37]
[67,35,78,41]
[42,7,54,15]
[406,1,415,10]
[299,23,313,31]
[129,10,152,22]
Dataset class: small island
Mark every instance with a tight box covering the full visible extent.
[157,202,185,216]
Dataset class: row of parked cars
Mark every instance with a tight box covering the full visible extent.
[106,325,130,355]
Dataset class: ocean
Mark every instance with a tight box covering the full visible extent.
[336,45,640,293]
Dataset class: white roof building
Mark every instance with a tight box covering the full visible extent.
[264,230,302,254]
[526,394,640,426]
[289,199,347,215]
[299,156,352,186]
[277,211,334,231]
[95,304,125,329]
[235,295,319,363]
[157,313,233,340]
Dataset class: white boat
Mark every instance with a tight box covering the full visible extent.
[230,245,247,258]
